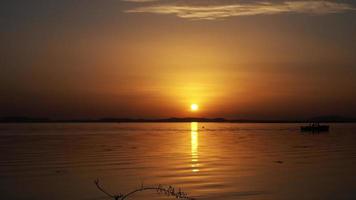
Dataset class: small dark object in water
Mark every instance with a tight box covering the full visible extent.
[301,123,329,132]
[55,170,67,174]
[293,145,310,149]
[274,160,284,164]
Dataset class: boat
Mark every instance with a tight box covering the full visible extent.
[300,123,329,132]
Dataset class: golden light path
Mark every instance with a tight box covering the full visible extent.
[191,122,199,172]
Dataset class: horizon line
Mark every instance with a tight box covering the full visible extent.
[1,116,355,123]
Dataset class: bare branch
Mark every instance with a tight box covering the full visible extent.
[94,179,195,200]
[94,179,123,200]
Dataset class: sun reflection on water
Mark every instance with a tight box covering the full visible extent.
[191,122,199,172]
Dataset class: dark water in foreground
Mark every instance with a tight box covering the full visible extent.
[0,123,356,200]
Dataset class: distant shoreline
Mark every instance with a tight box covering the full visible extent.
[1,116,356,123]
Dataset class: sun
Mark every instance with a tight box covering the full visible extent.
[190,104,199,112]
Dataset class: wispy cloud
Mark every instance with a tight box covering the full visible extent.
[123,0,159,2]
[124,1,356,20]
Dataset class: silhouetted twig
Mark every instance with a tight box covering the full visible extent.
[94,179,195,200]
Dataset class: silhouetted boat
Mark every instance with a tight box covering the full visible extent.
[301,123,329,132]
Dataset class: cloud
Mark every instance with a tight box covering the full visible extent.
[123,0,160,2]
[124,1,356,20]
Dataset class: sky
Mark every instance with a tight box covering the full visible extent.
[1,0,356,119]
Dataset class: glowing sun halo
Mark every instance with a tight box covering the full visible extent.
[191,104,199,112]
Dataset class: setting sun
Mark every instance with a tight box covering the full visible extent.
[191,104,199,112]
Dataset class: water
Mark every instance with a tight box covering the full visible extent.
[0,123,355,200]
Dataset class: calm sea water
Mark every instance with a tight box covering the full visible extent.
[0,123,356,200]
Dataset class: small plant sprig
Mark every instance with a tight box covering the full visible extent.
[94,179,195,200]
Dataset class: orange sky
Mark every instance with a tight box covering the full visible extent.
[1,1,356,119]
